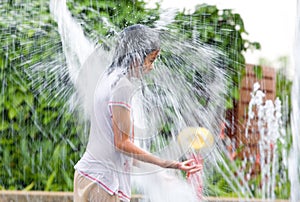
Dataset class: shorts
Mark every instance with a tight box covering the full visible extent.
[74,170,120,202]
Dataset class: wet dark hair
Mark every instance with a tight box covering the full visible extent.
[108,24,160,73]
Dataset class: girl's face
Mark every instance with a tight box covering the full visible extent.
[142,49,160,74]
[129,50,160,78]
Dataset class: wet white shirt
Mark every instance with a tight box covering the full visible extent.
[75,71,134,202]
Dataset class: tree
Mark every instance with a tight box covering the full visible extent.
[174,4,261,108]
[67,0,160,42]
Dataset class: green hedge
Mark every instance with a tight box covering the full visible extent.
[0,0,86,191]
[0,0,160,191]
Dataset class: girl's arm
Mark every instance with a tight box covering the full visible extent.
[111,105,201,174]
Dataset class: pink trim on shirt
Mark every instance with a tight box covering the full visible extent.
[77,170,115,195]
[77,170,131,201]
[118,190,131,200]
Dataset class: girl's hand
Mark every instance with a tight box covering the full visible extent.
[178,159,202,174]
[162,159,202,174]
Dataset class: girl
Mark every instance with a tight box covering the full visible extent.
[74,24,202,202]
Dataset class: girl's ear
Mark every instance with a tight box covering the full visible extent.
[153,49,160,58]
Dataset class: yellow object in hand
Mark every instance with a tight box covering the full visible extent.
[177,127,214,151]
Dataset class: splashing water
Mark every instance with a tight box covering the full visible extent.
[1,0,298,200]
[50,1,228,201]
[50,0,94,79]
[244,82,287,200]
[47,0,296,201]
[49,0,110,118]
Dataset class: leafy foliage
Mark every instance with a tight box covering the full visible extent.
[67,0,160,42]
[0,0,86,191]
